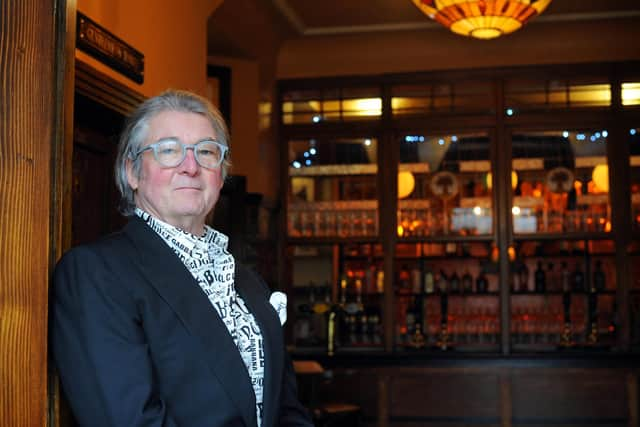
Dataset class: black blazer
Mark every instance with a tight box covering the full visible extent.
[51,216,312,427]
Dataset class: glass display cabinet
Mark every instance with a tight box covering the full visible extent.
[285,135,384,352]
[508,128,616,351]
[394,131,499,351]
[278,62,640,356]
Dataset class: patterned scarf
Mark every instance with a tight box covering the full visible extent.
[136,209,265,425]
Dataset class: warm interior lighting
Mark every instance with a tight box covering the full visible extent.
[622,82,640,106]
[410,0,552,40]
[350,98,382,115]
[486,171,518,190]
[398,171,416,199]
[592,164,609,193]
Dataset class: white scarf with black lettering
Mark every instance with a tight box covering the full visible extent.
[136,209,265,425]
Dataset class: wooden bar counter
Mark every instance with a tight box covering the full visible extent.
[292,350,640,427]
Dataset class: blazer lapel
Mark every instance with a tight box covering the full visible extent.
[234,267,284,427]
[123,217,257,427]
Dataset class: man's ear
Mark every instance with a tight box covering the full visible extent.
[126,159,139,191]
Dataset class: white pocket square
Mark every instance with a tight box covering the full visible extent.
[269,291,287,325]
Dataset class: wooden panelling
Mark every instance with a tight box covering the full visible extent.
[0,0,62,426]
[511,371,629,420]
[391,374,500,419]
[299,363,639,427]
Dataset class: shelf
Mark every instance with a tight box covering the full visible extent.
[510,290,617,296]
[398,234,495,243]
[394,291,500,297]
[287,236,380,245]
[513,232,612,241]
[394,254,488,261]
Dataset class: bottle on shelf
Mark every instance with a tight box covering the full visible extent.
[559,291,573,347]
[339,275,348,306]
[368,310,382,345]
[344,279,365,344]
[398,264,411,291]
[534,261,546,293]
[593,260,606,292]
[364,265,375,294]
[587,289,598,344]
[327,302,342,356]
[572,262,585,292]
[376,269,385,293]
[449,271,461,293]
[462,269,473,293]
[396,265,411,344]
[411,265,422,294]
[547,262,557,291]
[437,293,449,350]
[437,270,448,294]
[359,310,369,344]
[560,261,571,293]
[517,261,529,293]
[424,266,435,294]
[476,270,488,294]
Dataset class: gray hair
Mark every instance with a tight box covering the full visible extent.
[114,89,231,216]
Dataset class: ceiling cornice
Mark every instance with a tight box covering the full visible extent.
[271,2,640,37]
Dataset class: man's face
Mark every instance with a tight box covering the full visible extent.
[127,110,224,234]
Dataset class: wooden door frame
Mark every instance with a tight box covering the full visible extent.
[49,2,144,424]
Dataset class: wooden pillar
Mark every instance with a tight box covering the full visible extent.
[628,373,638,427]
[500,373,512,427]
[377,374,390,427]
[0,0,73,426]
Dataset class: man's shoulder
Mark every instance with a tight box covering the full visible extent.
[68,229,132,256]
[56,225,142,273]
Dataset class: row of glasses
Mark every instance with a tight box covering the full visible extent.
[288,209,378,238]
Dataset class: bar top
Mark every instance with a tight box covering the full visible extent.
[291,348,640,369]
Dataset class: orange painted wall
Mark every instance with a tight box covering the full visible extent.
[207,55,272,198]
[277,18,640,78]
[77,0,223,97]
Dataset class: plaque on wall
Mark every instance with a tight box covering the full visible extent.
[76,12,145,84]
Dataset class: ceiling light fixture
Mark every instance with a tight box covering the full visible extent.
[411,0,552,40]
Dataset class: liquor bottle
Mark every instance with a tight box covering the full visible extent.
[359,310,369,344]
[437,270,448,294]
[424,267,435,294]
[411,265,422,294]
[368,311,382,345]
[462,269,473,293]
[547,262,556,291]
[587,288,598,343]
[405,307,416,341]
[476,270,488,294]
[511,267,520,293]
[344,278,364,317]
[559,290,573,347]
[517,262,529,293]
[558,261,570,293]
[449,271,461,293]
[593,260,606,292]
[376,269,384,293]
[437,293,450,350]
[364,265,375,294]
[339,275,348,306]
[327,301,343,355]
[534,261,546,293]
[572,263,585,292]
[398,264,411,291]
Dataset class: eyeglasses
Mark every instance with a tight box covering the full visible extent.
[132,138,228,170]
